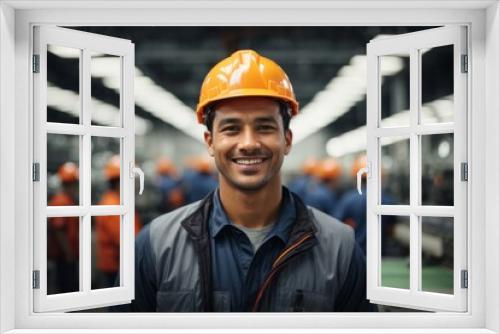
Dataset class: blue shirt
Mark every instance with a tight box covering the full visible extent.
[209,187,296,311]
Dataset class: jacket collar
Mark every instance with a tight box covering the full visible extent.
[181,187,317,247]
[286,191,318,246]
[208,187,296,244]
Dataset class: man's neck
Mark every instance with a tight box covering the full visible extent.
[219,178,283,229]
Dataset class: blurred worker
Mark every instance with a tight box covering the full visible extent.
[301,158,342,216]
[126,50,373,312]
[335,155,394,254]
[181,156,218,204]
[287,157,318,199]
[47,162,80,294]
[156,157,185,213]
[95,155,142,288]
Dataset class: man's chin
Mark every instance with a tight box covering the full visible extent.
[229,178,269,192]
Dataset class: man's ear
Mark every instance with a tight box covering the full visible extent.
[284,129,293,155]
[204,131,214,156]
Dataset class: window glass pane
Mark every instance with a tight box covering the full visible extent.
[91,137,121,205]
[380,136,410,205]
[92,215,121,289]
[381,215,409,289]
[47,45,80,124]
[91,53,121,127]
[421,133,454,206]
[420,45,454,124]
[47,134,80,206]
[421,216,454,294]
[47,216,80,294]
[379,54,410,128]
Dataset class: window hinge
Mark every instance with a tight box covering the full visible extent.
[33,163,40,182]
[32,55,40,73]
[461,270,468,289]
[32,270,40,289]
[461,54,468,73]
[461,162,468,181]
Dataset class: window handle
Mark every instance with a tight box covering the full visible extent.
[129,162,144,195]
[356,162,371,195]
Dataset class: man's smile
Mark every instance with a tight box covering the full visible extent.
[232,157,268,165]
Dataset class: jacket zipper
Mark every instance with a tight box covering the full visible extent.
[251,233,313,311]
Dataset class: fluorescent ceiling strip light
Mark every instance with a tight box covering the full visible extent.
[49,36,409,144]
[291,52,404,144]
[49,48,205,141]
[47,83,152,135]
[100,66,205,142]
[325,95,453,157]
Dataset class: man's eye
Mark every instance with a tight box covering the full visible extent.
[258,125,275,131]
[222,126,239,132]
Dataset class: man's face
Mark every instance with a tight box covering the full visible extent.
[204,97,292,192]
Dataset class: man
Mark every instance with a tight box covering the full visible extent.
[181,156,218,204]
[335,155,394,255]
[127,50,372,312]
[156,157,184,213]
[301,158,343,217]
[287,157,318,199]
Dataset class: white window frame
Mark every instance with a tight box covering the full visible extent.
[366,26,468,312]
[0,1,498,333]
[33,26,136,312]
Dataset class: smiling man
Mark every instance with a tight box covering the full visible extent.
[126,50,373,312]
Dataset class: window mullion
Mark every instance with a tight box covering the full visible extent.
[81,49,92,293]
[409,48,420,294]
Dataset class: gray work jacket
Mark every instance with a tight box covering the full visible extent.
[125,191,372,312]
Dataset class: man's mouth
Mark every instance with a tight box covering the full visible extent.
[233,158,266,165]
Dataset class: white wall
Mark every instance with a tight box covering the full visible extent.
[0,2,16,333]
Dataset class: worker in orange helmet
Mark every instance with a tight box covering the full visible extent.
[124,50,373,312]
[95,155,142,288]
[300,157,343,216]
[156,157,185,213]
[47,162,80,294]
[287,157,319,200]
[335,154,395,254]
[182,156,218,204]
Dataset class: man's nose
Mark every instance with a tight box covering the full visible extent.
[238,127,261,152]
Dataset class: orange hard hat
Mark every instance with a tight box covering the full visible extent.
[351,154,367,177]
[196,49,299,124]
[104,155,120,180]
[57,162,79,183]
[186,156,214,174]
[301,157,319,176]
[315,158,343,181]
[156,157,176,176]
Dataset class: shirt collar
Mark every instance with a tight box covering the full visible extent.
[209,187,296,244]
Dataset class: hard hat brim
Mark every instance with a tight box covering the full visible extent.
[196,88,299,124]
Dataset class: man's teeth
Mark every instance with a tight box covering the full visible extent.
[235,158,263,165]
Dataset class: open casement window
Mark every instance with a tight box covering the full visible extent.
[365,26,467,312]
[33,26,139,312]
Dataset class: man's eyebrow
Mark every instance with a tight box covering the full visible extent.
[254,116,279,124]
[217,118,242,128]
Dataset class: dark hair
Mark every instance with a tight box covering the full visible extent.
[204,99,292,133]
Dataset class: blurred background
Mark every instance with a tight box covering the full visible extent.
[45,26,455,312]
